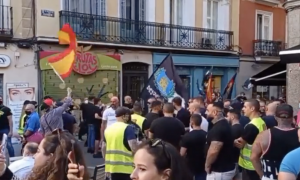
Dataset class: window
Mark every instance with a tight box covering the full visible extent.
[172,0,183,25]
[120,0,146,20]
[256,10,272,40]
[207,0,218,29]
[63,0,106,15]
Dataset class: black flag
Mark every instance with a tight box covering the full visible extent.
[222,72,237,100]
[140,54,188,106]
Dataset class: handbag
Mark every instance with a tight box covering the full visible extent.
[26,131,43,144]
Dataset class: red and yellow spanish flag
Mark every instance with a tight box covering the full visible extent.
[48,24,77,82]
[206,74,213,103]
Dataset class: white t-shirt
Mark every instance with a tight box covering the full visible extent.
[190,115,209,132]
[102,107,117,127]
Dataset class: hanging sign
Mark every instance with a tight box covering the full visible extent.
[73,45,99,75]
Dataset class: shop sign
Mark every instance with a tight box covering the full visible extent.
[0,55,11,67]
[73,46,98,75]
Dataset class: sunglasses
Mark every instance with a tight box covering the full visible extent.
[150,139,171,164]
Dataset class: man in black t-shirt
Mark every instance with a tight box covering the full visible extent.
[144,100,162,136]
[173,97,190,130]
[0,96,15,157]
[180,114,207,180]
[149,103,185,149]
[205,102,236,179]
[227,103,244,179]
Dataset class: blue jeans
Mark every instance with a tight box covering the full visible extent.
[0,129,15,157]
[87,124,95,149]
[195,172,206,180]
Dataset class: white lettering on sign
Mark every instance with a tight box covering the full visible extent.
[146,85,160,98]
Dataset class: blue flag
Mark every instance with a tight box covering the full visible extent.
[140,54,188,107]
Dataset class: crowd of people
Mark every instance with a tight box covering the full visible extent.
[0,87,300,180]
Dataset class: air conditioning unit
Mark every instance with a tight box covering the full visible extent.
[201,38,212,49]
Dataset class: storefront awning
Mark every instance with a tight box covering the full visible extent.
[279,44,300,64]
[250,62,286,86]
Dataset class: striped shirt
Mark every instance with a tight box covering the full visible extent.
[39,97,72,135]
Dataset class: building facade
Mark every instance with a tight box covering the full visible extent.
[284,0,300,113]
[33,0,240,102]
[0,0,38,105]
[237,0,286,99]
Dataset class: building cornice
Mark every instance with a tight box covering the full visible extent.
[283,0,300,11]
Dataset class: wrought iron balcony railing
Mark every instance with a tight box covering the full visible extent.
[253,40,282,57]
[59,11,234,51]
[0,5,13,38]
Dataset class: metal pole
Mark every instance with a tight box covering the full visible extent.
[252,70,287,82]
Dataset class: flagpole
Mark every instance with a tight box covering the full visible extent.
[252,70,286,82]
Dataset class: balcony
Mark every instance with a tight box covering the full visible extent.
[0,5,13,38]
[253,40,282,57]
[59,11,234,51]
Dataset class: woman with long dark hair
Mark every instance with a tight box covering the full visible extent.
[130,139,192,180]
[0,130,89,180]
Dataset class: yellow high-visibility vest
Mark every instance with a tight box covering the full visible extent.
[104,122,133,174]
[18,114,27,134]
[239,117,266,170]
[131,114,145,130]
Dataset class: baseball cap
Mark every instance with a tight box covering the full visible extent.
[115,107,131,117]
[43,98,53,106]
[275,104,293,118]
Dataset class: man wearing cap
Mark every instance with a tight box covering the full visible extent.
[39,88,72,135]
[251,104,300,180]
[227,103,244,179]
[102,107,137,180]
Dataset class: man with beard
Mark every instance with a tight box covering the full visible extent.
[101,96,119,143]
[227,102,244,179]
[205,102,236,179]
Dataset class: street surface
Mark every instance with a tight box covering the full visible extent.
[12,140,104,177]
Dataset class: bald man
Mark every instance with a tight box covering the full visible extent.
[23,104,40,141]
[149,103,185,149]
[262,102,278,129]
[9,142,38,178]
[188,102,208,132]
[124,95,133,109]
[101,96,119,142]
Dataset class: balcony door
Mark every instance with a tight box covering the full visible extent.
[120,0,146,44]
[62,0,106,40]
[255,10,273,56]
[0,0,11,31]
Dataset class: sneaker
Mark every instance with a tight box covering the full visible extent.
[87,148,94,154]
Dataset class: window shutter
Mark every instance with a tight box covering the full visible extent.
[139,0,146,21]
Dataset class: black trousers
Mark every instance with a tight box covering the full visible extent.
[111,173,131,180]
[78,121,87,139]
[242,169,260,180]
